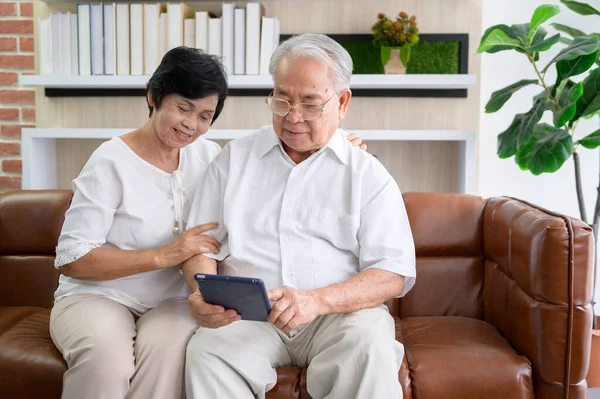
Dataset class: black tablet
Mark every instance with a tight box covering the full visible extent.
[194,274,272,322]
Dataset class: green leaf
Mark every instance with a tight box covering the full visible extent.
[576,129,600,149]
[485,79,539,113]
[512,23,530,43]
[518,99,552,145]
[551,22,587,38]
[400,47,411,65]
[497,114,525,158]
[478,28,524,53]
[560,37,574,45]
[543,36,600,72]
[561,0,600,16]
[479,24,521,53]
[526,33,561,52]
[574,67,600,120]
[554,81,584,127]
[528,5,561,44]
[554,49,599,89]
[516,123,573,174]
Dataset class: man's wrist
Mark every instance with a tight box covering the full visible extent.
[311,289,329,316]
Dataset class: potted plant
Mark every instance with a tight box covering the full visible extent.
[477,0,600,385]
[371,12,419,74]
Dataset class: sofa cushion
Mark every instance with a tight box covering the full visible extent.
[0,307,66,398]
[401,316,534,399]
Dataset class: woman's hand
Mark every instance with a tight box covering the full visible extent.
[156,223,220,268]
[346,133,368,151]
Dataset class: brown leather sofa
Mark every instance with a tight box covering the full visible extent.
[0,189,594,398]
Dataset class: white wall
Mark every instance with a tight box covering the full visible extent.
[480,0,599,309]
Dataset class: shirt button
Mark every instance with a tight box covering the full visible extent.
[337,216,344,222]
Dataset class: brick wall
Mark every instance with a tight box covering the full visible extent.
[0,1,34,191]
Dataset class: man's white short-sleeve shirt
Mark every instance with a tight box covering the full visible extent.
[188,126,416,296]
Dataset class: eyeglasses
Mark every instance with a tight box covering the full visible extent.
[265,92,340,121]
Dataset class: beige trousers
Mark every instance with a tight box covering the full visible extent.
[50,294,198,399]
[185,305,403,399]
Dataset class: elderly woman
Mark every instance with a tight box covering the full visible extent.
[50,46,366,399]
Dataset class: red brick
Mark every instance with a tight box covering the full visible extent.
[0,108,19,120]
[21,108,35,122]
[0,55,34,69]
[2,159,21,173]
[0,141,20,156]
[19,37,33,52]
[19,3,32,17]
[0,20,33,35]
[0,90,34,104]
[1,124,33,139]
[0,72,18,86]
[0,3,17,17]
[0,37,17,52]
[0,175,21,190]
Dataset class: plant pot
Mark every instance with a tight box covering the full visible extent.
[588,316,600,387]
[380,46,407,74]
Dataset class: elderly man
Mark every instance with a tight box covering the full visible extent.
[182,33,416,399]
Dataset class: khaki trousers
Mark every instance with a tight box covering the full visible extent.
[50,294,198,399]
[185,305,403,399]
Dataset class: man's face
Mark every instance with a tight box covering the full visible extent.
[271,57,351,159]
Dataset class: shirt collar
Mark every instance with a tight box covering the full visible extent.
[256,126,349,165]
[256,126,283,159]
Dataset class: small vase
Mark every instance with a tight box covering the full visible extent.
[380,46,407,74]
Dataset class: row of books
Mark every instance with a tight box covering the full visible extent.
[38,2,281,76]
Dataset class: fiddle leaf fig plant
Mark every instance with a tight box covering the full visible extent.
[478,0,600,323]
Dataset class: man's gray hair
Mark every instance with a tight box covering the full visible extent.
[269,33,353,92]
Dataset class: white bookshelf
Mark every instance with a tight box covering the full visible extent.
[19,74,477,90]
[21,128,476,194]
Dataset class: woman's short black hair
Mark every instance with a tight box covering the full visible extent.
[146,46,228,124]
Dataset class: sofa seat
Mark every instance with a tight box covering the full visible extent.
[401,316,535,399]
[0,307,66,398]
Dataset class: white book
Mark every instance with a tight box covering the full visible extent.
[60,13,71,75]
[76,4,91,75]
[208,18,222,57]
[233,8,245,75]
[259,17,274,75]
[116,3,130,75]
[38,17,52,75]
[245,3,263,75]
[51,13,62,75]
[184,19,195,48]
[168,3,195,51]
[70,13,79,75]
[195,12,209,52]
[130,4,144,75]
[144,3,164,75]
[90,4,104,75]
[221,3,235,75]
[160,13,168,60]
[103,3,116,75]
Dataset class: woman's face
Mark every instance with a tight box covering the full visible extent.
[148,93,219,149]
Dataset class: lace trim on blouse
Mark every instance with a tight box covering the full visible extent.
[54,242,102,268]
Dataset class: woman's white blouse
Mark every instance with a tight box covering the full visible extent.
[54,136,221,313]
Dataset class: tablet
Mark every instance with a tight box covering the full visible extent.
[194,274,272,322]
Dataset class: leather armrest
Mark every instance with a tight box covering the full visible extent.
[483,197,594,397]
